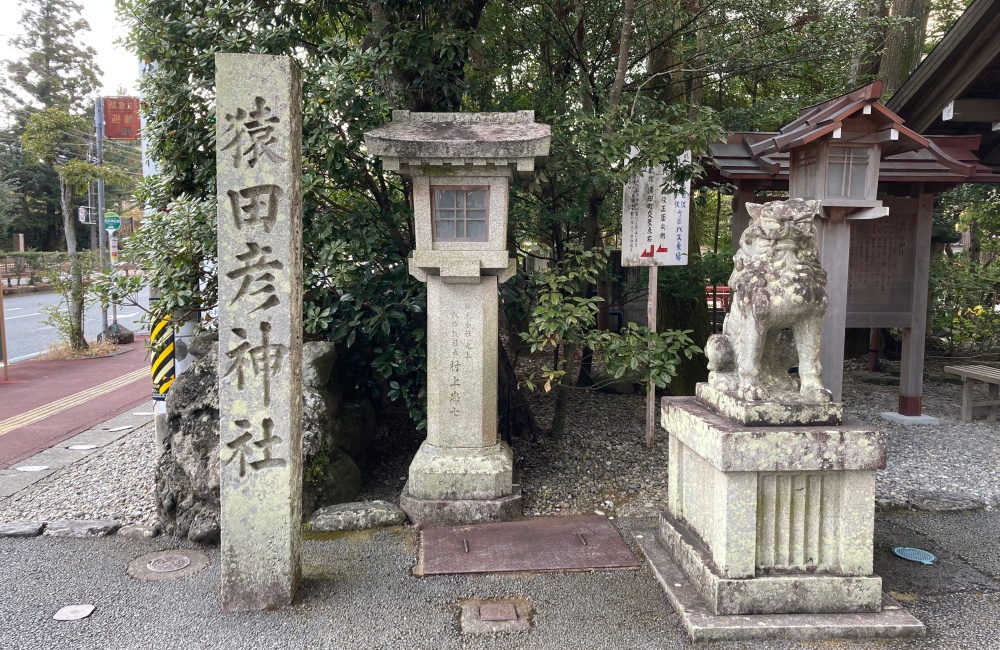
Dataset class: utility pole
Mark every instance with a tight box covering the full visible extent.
[95,97,109,339]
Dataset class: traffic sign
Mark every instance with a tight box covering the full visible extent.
[104,212,122,230]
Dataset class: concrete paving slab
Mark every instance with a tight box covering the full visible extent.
[2,523,1000,648]
[91,404,156,431]
[60,423,147,449]
[874,520,1000,596]
[881,412,941,425]
[0,468,54,498]
[882,510,1000,580]
[17,447,95,470]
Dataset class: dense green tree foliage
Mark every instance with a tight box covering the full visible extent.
[116,0,992,429]
[1,0,105,251]
[21,108,131,348]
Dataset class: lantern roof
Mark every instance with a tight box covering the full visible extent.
[365,110,550,177]
[747,80,928,160]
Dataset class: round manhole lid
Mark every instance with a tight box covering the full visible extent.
[147,554,192,573]
[892,546,937,565]
[128,550,209,581]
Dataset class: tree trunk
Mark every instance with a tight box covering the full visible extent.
[657,291,709,395]
[578,195,603,386]
[498,340,536,441]
[844,328,871,359]
[879,0,932,95]
[846,1,889,88]
[550,342,577,437]
[60,178,87,350]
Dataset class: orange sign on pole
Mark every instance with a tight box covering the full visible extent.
[103,96,141,140]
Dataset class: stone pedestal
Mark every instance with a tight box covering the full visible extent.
[639,395,925,640]
[401,275,521,525]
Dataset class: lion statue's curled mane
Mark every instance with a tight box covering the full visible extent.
[706,198,831,403]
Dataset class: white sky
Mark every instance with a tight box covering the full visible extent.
[0,0,139,100]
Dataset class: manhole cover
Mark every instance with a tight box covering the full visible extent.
[147,554,192,573]
[460,598,531,634]
[892,546,937,565]
[15,465,48,472]
[128,550,209,581]
[67,445,98,450]
[53,604,95,621]
[479,602,517,621]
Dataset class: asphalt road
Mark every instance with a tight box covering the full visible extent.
[0,288,149,364]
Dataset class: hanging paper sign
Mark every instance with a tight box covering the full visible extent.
[621,151,691,267]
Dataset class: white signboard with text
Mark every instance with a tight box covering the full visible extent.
[621,151,691,267]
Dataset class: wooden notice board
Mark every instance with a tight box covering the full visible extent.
[846,198,919,328]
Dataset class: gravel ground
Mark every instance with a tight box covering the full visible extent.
[0,422,159,527]
[1,355,998,528]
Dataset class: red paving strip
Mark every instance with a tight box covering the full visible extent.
[0,339,153,469]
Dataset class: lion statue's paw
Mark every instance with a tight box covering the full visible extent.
[739,380,769,402]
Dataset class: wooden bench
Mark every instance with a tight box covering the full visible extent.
[944,365,1000,423]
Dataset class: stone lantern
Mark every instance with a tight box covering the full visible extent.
[747,81,928,401]
[365,111,550,526]
[755,81,924,221]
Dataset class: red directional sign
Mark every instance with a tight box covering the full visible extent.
[103,96,140,140]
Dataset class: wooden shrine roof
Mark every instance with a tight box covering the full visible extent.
[886,0,1000,171]
[749,80,928,159]
[703,133,1000,190]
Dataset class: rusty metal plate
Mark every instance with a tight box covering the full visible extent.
[419,515,640,576]
[479,602,517,621]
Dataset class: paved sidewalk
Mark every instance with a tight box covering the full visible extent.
[0,340,153,470]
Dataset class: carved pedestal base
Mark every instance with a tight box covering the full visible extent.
[696,383,843,426]
[400,483,522,528]
[401,442,521,527]
[641,396,924,640]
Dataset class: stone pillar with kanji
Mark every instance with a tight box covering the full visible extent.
[215,53,303,611]
[365,111,550,526]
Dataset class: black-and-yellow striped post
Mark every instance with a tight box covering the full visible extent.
[150,315,175,400]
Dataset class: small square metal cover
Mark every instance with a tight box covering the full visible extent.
[53,604,95,621]
[479,602,517,621]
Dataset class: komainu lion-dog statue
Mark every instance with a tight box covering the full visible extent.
[706,198,831,404]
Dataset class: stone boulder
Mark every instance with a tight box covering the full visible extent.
[156,335,375,544]
[307,500,407,532]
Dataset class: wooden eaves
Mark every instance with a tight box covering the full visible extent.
[886,0,1000,171]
